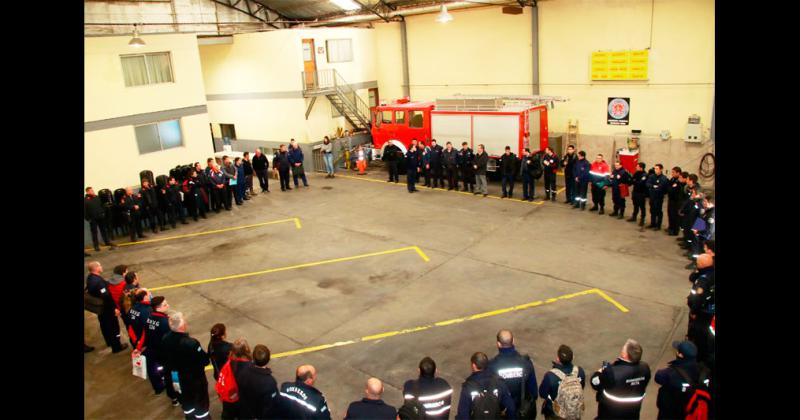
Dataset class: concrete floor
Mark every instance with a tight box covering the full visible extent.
[84,168,692,419]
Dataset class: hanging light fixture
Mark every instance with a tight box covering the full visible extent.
[129,24,146,47]
[436,2,453,23]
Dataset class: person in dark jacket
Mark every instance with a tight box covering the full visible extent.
[238,344,279,420]
[520,149,538,202]
[288,140,309,188]
[142,296,179,406]
[163,177,188,228]
[665,167,684,235]
[458,142,475,193]
[420,141,432,187]
[687,254,715,362]
[219,338,253,419]
[499,146,518,199]
[646,164,670,230]
[539,345,586,419]
[655,340,701,420]
[402,357,453,419]
[162,311,210,420]
[209,162,229,211]
[345,378,397,420]
[442,141,459,190]
[85,187,116,251]
[139,179,163,234]
[561,145,577,204]
[127,289,151,350]
[279,365,332,419]
[120,187,146,241]
[572,151,591,210]
[678,175,702,251]
[234,157,246,205]
[243,151,256,198]
[274,145,292,192]
[428,139,444,188]
[541,147,559,201]
[222,156,237,208]
[628,163,649,225]
[382,141,402,183]
[86,261,127,353]
[182,170,207,221]
[609,161,633,219]
[405,145,421,193]
[455,352,516,420]
[590,339,651,420]
[488,330,537,419]
[208,323,233,381]
[252,149,270,192]
[473,144,489,197]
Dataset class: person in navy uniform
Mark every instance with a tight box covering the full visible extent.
[86,261,127,353]
[590,339,651,420]
[126,289,151,350]
[182,170,207,221]
[120,187,147,241]
[405,144,421,193]
[84,187,116,251]
[442,142,459,190]
[561,145,577,204]
[139,179,163,234]
[402,357,453,419]
[572,151,591,210]
[665,167,684,235]
[279,365,332,419]
[488,330,537,419]
[162,176,188,228]
[428,139,444,188]
[520,149,538,202]
[274,144,293,192]
[162,311,211,420]
[646,164,670,230]
[344,378,397,420]
[457,142,475,193]
[288,139,309,188]
[498,146,518,199]
[455,352,516,420]
[655,340,702,420]
[609,161,633,219]
[141,296,180,407]
[541,147,559,201]
[382,141,402,183]
[628,163,649,226]
[687,253,715,363]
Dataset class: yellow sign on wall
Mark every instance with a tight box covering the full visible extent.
[591,50,649,80]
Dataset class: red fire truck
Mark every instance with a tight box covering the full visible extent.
[371,95,566,172]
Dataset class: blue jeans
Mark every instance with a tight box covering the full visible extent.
[323,153,334,175]
[501,174,515,196]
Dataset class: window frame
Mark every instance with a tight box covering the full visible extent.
[134,119,184,155]
[381,110,393,125]
[325,39,354,63]
[120,51,175,87]
[394,111,406,125]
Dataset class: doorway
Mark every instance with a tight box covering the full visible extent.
[302,38,317,90]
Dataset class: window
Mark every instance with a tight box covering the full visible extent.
[409,110,424,128]
[381,110,393,124]
[374,113,380,127]
[326,39,353,63]
[395,111,406,125]
[121,52,174,87]
[135,120,183,154]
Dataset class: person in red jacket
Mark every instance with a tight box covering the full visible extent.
[589,154,611,214]
[107,265,128,315]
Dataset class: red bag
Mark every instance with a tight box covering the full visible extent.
[215,360,239,403]
[619,183,630,198]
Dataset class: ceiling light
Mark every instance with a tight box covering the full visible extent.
[330,0,361,11]
[129,24,145,47]
[436,3,453,23]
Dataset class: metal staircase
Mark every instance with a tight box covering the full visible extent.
[301,69,371,130]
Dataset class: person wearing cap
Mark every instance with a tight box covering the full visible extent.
[344,377,397,420]
[687,254,715,363]
[590,338,651,419]
[538,345,586,420]
[655,341,701,420]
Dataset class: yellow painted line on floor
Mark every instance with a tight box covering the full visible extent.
[200,288,628,369]
[86,217,301,251]
[151,245,428,292]
[335,174,545,205]
[556,187,566,194]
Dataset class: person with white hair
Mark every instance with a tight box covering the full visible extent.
[85,261,127,353]
[162,311,211,420]
[590,338,652,419]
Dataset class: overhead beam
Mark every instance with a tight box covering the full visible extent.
[352,0,390,22]
[210,0,289,29]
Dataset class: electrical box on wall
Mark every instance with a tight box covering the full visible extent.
[685,115,702,143]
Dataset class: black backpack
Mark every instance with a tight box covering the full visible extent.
[398,380,425,420]
[467,376,501,420]
[531,154,544,179]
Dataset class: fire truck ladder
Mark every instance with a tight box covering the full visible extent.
[301,69,371,131]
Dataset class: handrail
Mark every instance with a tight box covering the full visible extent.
[301,69,371,128]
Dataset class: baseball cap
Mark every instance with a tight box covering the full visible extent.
[672,340,698,359]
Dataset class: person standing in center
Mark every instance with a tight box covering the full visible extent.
[646,164,670,231]
[666,166,684,236]
[488,330,537,419]
[252,148,270,192]
[520,149,538,202]
[162,311,210,420]
[429,139,444,188]
[609,161,632,219]
[572,151,591,210]
[234,157,246,205]
[458,142,475,193]
[405,144,421,193]
[561,145,577,204]
[402,357,453,419]
[473,144,489,197]
[629,162,649,226]
[274,144,292,192]
[442,141,459,190]
[382,141,401,183]
[589,154,611,214]
[542,146,559,201]
[222,156,237,209]
[238,344,279,420]
[499,146,518,199]
[321,136,335,178]
[289,139,309,188]
[590,339,651,420]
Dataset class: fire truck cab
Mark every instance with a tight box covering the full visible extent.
[371,95,566,172]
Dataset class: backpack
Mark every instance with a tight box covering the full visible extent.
[550,366,585,420]
[531,155,544,179]
[467,376,501,420]
[215,359,240,403]
[397,380,425,420]
[674,366,711,420]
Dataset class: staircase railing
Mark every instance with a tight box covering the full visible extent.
[301,69,371,128]
[331,70,371,127]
